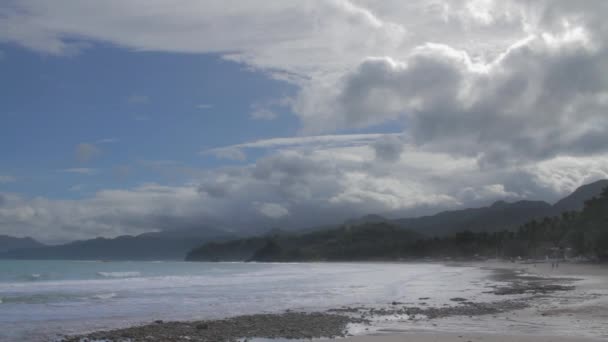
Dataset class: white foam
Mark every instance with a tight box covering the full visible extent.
[96,271,141,278]
[92,292,117,300]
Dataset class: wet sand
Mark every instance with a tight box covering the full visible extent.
[335,331,606,342]
[331,261,608,342]
[60,261,608,342]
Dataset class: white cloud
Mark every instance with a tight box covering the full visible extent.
[209,148,247,161]
[0,0,409,81]
[203,133,402,161]
[6,1,606,167]
[206,133,400,152]
[372,135,404,162]
[257,202,289,219]
[3,1,608,242]
[61,168,98,175]
[251,108,278,120]
[3,142,608,242]
[97,137,119,144]
[295,28,608,166]
[0,184,207,242]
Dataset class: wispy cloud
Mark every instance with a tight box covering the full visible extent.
[250,108,277,120]
[203,133,402,161]
[127,95,149,104]
[0,175,16,183]
[96,138,119,144]
[206,133,401,153]
[210,148,246,161]
[61,168,98,175]
[249,97,292,121]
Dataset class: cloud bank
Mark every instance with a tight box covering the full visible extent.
[2,1,608,242]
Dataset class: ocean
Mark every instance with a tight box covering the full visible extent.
[0,260,498,341]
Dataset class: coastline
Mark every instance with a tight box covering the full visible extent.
[58,260,608,342]
[334,260,608,342]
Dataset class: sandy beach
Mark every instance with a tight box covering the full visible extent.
[330,261,608,342]
[336,331,606,342]
[56,260,608,342]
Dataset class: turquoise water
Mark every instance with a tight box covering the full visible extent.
[0,260,493,341]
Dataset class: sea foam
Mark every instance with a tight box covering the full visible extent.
[96,271,141,278]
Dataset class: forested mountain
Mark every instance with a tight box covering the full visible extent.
[4,180,608,261]
[0,235,45,253]
[1,226,234,260]
[187,181,608,262]
[553,179,608,212]
[186,223,423,262]
[392,200,554,236]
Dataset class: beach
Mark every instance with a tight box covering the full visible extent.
[336,331,606,342]
[328,261,608,342]
[50,260,608,342]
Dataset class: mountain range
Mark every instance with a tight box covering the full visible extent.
[0,226,234,260]
[187,179,608,261]
[2,179,608,261]
[0,235,45,253]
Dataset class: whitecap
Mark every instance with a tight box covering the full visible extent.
[92,292,117,300]
[96,271,141,278]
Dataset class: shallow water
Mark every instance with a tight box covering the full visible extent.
[0,260,496,341]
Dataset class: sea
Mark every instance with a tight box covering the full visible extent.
[0,260,500,341]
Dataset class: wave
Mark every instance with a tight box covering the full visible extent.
[0,293,80,304]
[96,271,141,278]
[92,292,117,300]
[17,273,51,282]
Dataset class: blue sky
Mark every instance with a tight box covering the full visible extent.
[1,44,301,198]
[1,1,608,242]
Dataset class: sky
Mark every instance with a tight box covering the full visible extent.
[2,0,608,243]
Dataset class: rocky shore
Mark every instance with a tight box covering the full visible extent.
[60,266,581,342]
[61,312,367,342]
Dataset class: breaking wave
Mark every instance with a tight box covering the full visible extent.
[96,271,141,278]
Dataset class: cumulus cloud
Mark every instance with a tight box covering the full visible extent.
[0,184,208,243]
[372,135,404,162]
[6,1,606,166]
[3,1,608,242]
[4,141,608,242]
[257,202,289,219]
[296,27,608,166]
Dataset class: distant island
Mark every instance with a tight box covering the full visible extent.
[187,180,608,262]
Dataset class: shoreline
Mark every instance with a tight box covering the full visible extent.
[58,260,608,342]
